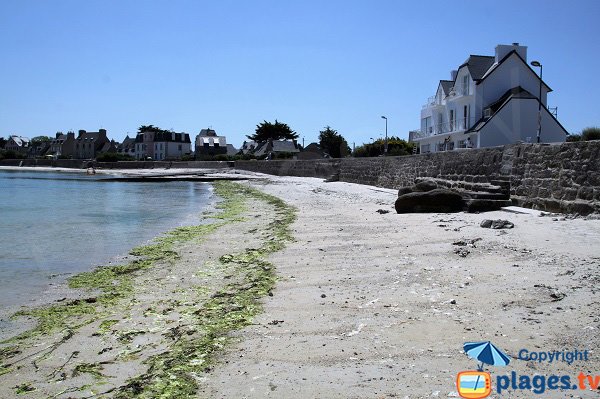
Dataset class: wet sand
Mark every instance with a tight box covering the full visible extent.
[1,171,599,398]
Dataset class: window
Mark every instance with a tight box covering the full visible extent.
[178,144,182,151]
[463,105,468,129]
[462,75,469,95]
[421,116,432,134]
[449,110,455,131]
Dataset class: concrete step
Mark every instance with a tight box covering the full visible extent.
[465,199,513,213]
[459,190,510,200]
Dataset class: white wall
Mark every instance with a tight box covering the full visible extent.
[479,99,567,147]
[479,54,548,109]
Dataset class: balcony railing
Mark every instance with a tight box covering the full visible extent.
[413,117,477,140]
[447,84,471,97]
[422,96,443,109]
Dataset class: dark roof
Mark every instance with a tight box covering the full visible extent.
[199,129,217,137]
[134,132,191,143]
[468,86,537,132]
[253,140,299,156]
[439,80,454,95]
[226,144,238,156]
[272,140,300,153]
[489,87,536,113]
[459,55,495,81]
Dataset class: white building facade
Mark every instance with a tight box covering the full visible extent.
[413,43,568,153]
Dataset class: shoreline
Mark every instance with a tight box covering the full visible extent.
[0,169,221,333]
[0,180,296,398]
[0,173,598,397]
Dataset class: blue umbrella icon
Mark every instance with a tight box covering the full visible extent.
[463,341,511,371]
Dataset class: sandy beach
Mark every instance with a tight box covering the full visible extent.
[1,170,599,398]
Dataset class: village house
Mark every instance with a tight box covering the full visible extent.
[252,139,300,159]
[413,43,568,153]
[5,135,30,154]
[134,128,192,160]
[194,128,237,158]
[195,128,227,156]
[117,135,136,158]
[75,129,111,159]
[48,132,76,158]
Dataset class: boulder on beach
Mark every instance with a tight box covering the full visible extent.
[395,189,465,213]
[397,186,413,196]
[412,179,438,192]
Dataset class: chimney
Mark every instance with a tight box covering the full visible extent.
[495,43,527,63]
[99,129,107,139]
[67,132,75,140]
[450,70,458,81]
[172,132,175,141]
[78,129,86,137]
[56,132,61,139]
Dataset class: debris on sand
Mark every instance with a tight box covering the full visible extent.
[480,219,514,229]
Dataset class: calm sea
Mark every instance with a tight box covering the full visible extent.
[0,169,214,318]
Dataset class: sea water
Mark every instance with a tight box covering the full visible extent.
[0,169,214,318]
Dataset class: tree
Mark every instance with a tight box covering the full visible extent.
[352,136,414,157]
[318,126,350,158]
[247,120,298,142]
[582,127,600,141]
[30,136,52,145]
[0,136,6,149]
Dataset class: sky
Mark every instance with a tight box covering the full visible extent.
[1,0,599,148]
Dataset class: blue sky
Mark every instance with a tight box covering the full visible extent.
[1,0,599,147]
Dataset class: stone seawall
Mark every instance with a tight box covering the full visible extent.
[509,142,600,214]
[338,147,508,188]
[3,141,599,214]
[234,142,600,215]
[235,159,340,179]
[0,159,231,169]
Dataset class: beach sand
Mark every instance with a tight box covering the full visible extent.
[201,175,600,398]
[1,171,599,398]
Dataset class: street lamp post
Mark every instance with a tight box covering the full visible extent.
[381,116,388,155]
[530,61,543,143]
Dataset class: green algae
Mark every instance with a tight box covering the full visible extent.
[114,182,296,398]
[1,181,296,399]
[3,182,246,345]
[97,319,118,335]
[72,363,105,380]
[15,383,35,394]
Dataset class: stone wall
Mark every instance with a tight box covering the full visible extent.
[338,147,508,188]
[3,141,599,214]
[236,142,600,215]
[0,159,231,169]
[509,142,600,214]
[235,159,340,178]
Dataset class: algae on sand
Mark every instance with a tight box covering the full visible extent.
[0,181,296,399]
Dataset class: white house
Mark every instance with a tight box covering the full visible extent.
[134,129,192,160]
[413,43,568,153]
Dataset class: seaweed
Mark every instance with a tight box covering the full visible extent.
[113,182,296,398]
[2,181,296,399]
